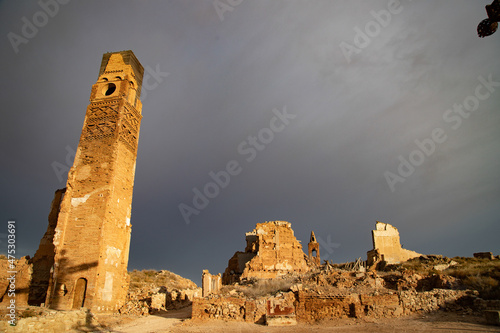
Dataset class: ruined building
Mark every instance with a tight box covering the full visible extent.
[307,231,320,265]
[222,221,310,284]
[367,221,422,266]
[202,270,222,297]
[29,188,66,305]
[30,51,144,312]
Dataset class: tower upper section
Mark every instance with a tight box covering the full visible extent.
[90,50,144,112]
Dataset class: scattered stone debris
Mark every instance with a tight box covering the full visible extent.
[333,257,367,272]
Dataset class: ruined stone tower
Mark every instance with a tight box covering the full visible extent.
[43,51,144,312]
[308,231,320,265]
[222,221,310,284]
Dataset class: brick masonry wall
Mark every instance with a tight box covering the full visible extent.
[192,289,478,322]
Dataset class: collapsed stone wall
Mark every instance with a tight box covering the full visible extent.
[296,292,402,320]
[222,221,310,284]
[192,292,296,324]
[192,296,256,322]
[192,289,478,323]
[119,286,201,316]
[399,289,477,314]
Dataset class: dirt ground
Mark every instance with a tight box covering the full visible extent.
[103,307,500,333]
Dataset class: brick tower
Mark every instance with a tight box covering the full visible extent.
[308,231,321,265]
[44,51,144,312]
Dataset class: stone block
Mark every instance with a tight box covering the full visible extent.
[484,310,500,326]
[474,252,495,260]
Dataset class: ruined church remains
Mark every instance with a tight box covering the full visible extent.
[1,50,499,329]
[194,221,499,325]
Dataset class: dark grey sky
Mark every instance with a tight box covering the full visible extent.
[1,1,499,286]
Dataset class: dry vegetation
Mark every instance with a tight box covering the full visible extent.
[128,269,197,292]
[389,256,500,299]
[220,276,299,298]
[446,257,500,300]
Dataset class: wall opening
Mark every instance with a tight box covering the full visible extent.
[103,83,116,96]
[72,278,87,309]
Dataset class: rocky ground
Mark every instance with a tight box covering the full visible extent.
[102,307,499,333]
[3,258,499,332]
[4,305,498,332]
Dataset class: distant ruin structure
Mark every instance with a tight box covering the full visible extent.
[367,221,421,266]
[222,221,309,284]
[202,270,222,297]
[473,252,497,260]
[31,51,144,312]
[307,231,320,265]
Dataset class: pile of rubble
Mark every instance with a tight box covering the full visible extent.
[118,288,151,316]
